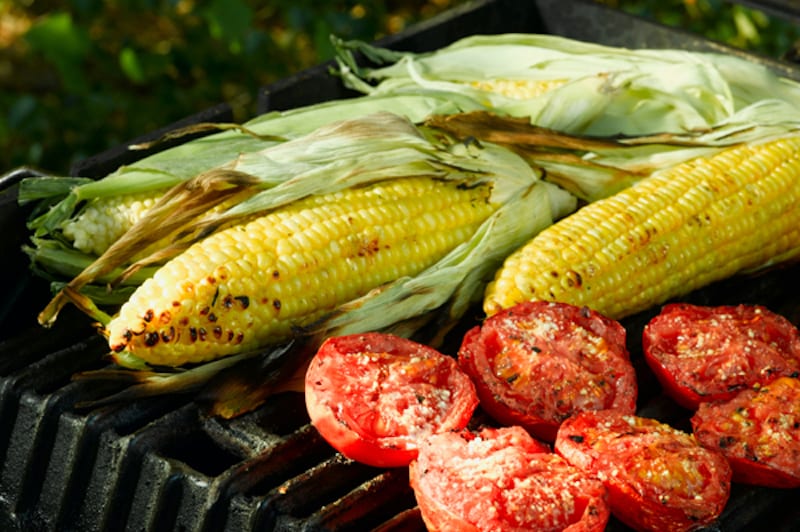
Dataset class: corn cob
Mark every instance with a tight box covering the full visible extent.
[106,176,498,367]
[484,135,800,320]
[61,191,162,255]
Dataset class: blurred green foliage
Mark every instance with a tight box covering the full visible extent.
[600,0,800,57]
[0,0,465,174]
[1,0,799,176]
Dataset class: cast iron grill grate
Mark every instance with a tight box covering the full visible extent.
[2,1,800,530]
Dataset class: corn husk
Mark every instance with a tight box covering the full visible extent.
[334,33,800,137]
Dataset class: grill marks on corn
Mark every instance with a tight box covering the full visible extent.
[106,177,495,366]
[485,136,800,319]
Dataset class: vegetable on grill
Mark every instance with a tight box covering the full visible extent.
[107,175,501,367]
[458,300,637,442]
[484,134,800,320]
[305,332,478,468]
[48,112,585,375]
[410,426,611,532]
[19,91,489,293]
[643,303,800,410]
[555,410,732,532]
[691,376,800,489]
[335,33,800,137]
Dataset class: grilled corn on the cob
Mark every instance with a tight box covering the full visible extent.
[484,135,800,319]
[108,177,497,367]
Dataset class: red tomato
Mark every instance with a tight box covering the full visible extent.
[304,332,478,468]
[458,301,637,441]
[643,303,800,410]
[409,426,610,532]
[555,410,732,532]
[691,376,800,488]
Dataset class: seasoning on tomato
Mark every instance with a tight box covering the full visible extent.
[643,303,800,410]
[304,332,478,468]
[554,409,732,532]
[691,376,800,488]
[409,425,610,532]
[458,300,637,441]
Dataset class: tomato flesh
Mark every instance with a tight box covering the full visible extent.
[305,333,478,468]
[459,301,637,441]
[691,376,800,488]
[643,303,800,410]
[410,426,610,532]
[555,409,732,532]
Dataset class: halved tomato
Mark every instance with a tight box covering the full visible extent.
[643,303,800,410]
[691,376,800,488]
[410,426,610,532]
[458,300,637,441]
[304,332,478,468]
[554,409,732,532]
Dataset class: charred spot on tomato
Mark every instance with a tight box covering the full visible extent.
[568,434,585,443]
[235,295,250,309]
[416,394,425,404]
[531,345,542,353]
[718,436,737,448]
[506,373,520,384]
[580,306,591,318]
[144,332,160,347]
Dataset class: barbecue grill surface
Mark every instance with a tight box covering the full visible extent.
[2,1,800,530]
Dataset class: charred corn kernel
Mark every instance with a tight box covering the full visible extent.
[62,191,162,255]
[468,79,567,100]
[107,176,497,367]
[484,135,800,319]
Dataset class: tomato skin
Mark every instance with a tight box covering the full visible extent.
[458,301,637,441]
[409,426,610,532]
[643,303,800,410]
[305,333,478,468]
[691,376,800,488]
[555,410,732,532]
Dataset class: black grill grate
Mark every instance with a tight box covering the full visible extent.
[2,1,800,530]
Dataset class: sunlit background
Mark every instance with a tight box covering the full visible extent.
[1,0,798,175]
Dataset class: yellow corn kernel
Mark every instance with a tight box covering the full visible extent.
[468,79,567,100]
[484,135,800,319]
[62,191,162,255]
[106,176,497,367]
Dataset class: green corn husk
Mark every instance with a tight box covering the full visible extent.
[334,33,800,137]
[21,92,492,305]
